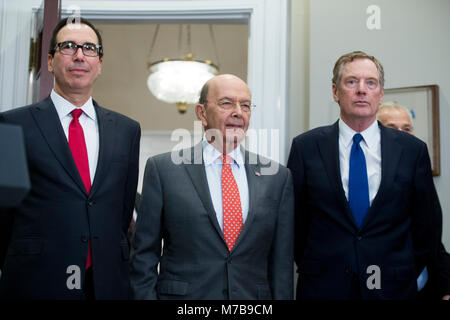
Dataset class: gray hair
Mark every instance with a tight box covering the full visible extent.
[378,102,414,124]
[332,51,385,89]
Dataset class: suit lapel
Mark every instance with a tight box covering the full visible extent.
[183,144,226,243]
[183,146,267,252]
[232,150,260,251]
[360,124,403,230]
[30,97,87,194]
[89,102,115,196]
[317,121,357,230]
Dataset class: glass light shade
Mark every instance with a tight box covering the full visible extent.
[147,60,218,106]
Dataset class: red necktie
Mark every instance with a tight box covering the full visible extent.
[221,155,243,252]
[69,109,92,269]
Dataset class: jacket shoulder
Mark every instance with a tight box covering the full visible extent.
[245,150,290,178]
[381,125,427,151]
[292,123,335,144]
[148,147,193,167]
[0,100,48,121]
[94,102,140,129]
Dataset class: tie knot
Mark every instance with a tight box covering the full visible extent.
[71,108,83,119]
[221,155,233,165]
[353,133,363,145]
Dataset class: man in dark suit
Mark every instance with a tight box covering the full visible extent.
[377,103,450,300]
[0,17,140,299]
[287,51,442,300]
[131,74,294,300]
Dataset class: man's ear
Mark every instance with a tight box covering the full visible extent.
[332,83,339,103]
[47,54,54,73]
[195,104,207,127]
[378,88,384,105]
[97,58,103,76]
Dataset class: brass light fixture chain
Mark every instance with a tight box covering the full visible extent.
[147,24,160,67]
[209,24,220,68]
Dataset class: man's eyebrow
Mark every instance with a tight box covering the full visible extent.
[218,97,250,102]
[343,76,378,80]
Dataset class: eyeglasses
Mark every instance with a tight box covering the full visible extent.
[206,99,256,113]
[54,41,102,57]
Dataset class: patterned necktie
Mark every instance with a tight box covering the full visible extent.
[221,155,243,252]
[69,109,92,269]
[348,133,370,228]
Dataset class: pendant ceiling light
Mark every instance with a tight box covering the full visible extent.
[146,25,219,114]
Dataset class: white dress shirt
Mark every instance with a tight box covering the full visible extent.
[338,119,428,289]
[202,139,249,231]
[339,119,381,205]
[50,90,99,182]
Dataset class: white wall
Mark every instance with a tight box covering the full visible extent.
[305,0,450,248]
[287,0,309,156]
[0,0,42,111]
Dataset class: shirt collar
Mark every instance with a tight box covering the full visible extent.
[50,89,96,121]
[202,137,244,167]
[339,118,380,149]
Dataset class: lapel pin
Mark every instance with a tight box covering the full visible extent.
[255,171,261,176]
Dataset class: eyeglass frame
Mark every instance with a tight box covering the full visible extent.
[202,99,256,113]
[52,41,103,57]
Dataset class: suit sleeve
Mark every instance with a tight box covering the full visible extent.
[268,169,294,299]
[0,113,14,270]
[420,152,450,296]
[122,123,141,237]
[432,242,450,296]
[411,142,442,276]
[287,139,308,266]
[0,207,13,271]
[130,156,163,299]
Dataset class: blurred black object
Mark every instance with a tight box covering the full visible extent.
[0,124,30,207]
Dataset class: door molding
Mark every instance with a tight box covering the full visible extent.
[62,0,289,163]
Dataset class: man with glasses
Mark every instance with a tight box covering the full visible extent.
[0,17,140,299]
[377,103,450,300]
[131,74,294,300]
[287,51,442,300]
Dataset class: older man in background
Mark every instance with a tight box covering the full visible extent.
[377,102,450,300]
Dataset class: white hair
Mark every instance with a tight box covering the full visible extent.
[378,101,414,124]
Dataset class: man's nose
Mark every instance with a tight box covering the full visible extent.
[356,81,367,93]
[231,103,244,116]
[73,47,85,60]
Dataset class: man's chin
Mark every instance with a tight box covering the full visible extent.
[225,130,245,145]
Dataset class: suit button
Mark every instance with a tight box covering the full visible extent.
[81,236,88,243]
[88,201,94,207]
[356,236,362,241]
[227,257,232,264]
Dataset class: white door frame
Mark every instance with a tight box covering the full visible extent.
[62,0,289,163]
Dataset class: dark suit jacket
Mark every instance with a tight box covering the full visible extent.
[287,120,441,300]
[130,144,294,300]
[0,96,140,299]
[418,242,450,300]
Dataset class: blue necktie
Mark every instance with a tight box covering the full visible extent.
[348,133,370,228]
